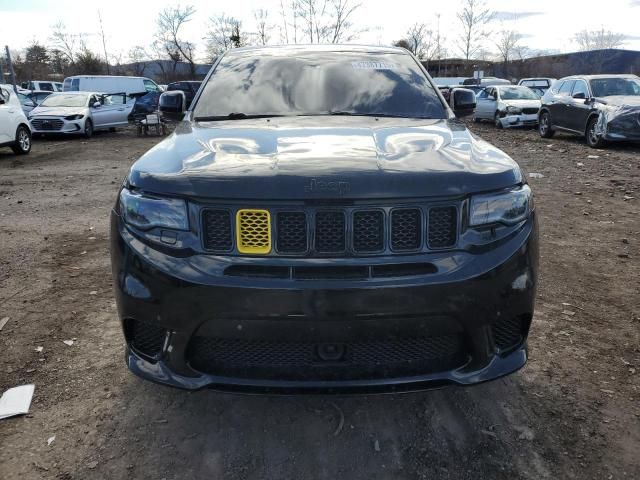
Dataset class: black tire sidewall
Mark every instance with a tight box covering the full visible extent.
[12,125,31,154]
[84,119,93,138]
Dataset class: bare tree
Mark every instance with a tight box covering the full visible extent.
[292,0,362,44]
[327,0,361,43]
[401,23,435,62]
[128,46,150,76]
[206,15,245,57]
[254,9,271,45]
[50,22,78,63]
[495,27,521,77]
[156,5,197,77]
[574,28,627,51]
[456,0,493,61]
[97,10,110,74]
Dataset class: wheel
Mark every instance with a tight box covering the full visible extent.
[538,111,554,138]
[586,117,606,148]
[83,119,93,138]
[494,112,503,129]
[472,116,480,123]
[11,125,31,155]
[109,127,116,132]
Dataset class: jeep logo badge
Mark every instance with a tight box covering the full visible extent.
[304,178,350,195]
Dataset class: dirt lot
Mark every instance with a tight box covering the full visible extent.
[0,123,639,480]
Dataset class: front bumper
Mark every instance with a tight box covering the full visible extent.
[499,113,538,128]
[29,116,85,134]
[111,211,538,393]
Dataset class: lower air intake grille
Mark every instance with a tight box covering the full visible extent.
[353,210,384,252]
[187,334,467,381]
[315,211,346,253]
[277,212,307,253]
[125,319,166,358]
[428,206,457,248]
[492,316,530,351]
[202,209,233,251]
[391,208,422,251]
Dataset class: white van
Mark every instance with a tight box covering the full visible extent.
[63,76,160,98]
[21,80,63,92]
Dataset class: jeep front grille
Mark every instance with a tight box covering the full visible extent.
[236,209,271,254]
[201,203,458,256]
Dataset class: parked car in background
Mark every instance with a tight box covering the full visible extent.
[463,77,511,87]
[16,90,52,114]
[62,75,160,107]
[517,78,556,97]
[539,74,640,148]
[29,91,129,138]
[111,44,538,392]
[475,85,541,128]
[0,85,32,154]
[166,81,202,108]
[20,80,63,92]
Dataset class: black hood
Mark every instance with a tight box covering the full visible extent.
[127,116,523,200]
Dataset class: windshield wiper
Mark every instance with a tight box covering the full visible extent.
[327,111,429,119]
[194,113,285,121]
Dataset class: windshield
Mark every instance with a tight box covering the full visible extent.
[40,94,88,107]
[590,77,640,97]
[499,86,540,100]
[193,51,446,119]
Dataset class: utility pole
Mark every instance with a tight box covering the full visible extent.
[5,46,18,93]
[98,10,111,74]
[0,53,5,83]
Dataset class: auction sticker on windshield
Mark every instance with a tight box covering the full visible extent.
[351,61,397,70]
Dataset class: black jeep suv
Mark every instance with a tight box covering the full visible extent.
[110,45,538,393]
[539,74,640,148]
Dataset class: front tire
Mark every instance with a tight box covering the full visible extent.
[494,112,504,129]
[586,117,606,148]
[84,119,93,138]
[538,111,554,138]
[11,125,31,155]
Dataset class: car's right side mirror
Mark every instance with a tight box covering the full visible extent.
[159,91,186,122]
[451,88,476,118]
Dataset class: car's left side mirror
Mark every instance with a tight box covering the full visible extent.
[0,98,5,105]
[92,101,101,108]
[159,91,186,122]
[572,92,586,100]
[451,88,476,118]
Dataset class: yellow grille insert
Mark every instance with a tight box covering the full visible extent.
[236,209,272,254]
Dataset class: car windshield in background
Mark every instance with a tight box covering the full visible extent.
[590,77,640,97]
[499,87,540,100]
[194,52,446,119]
[40,94,88,107]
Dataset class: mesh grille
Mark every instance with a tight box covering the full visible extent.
[237,209,271,254]
[125,319,166,358]
[391,209,421,251]
[31,118,64,131]
[353,210,384,252]
[522,107,539,115]
[203,209,233,251]
[428,207,457,248]
[492,316,527,351]
[277,212,307,253]
[315,211,346,253]
[188,334,465,380]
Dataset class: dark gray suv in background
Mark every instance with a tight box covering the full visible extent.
[538,74,640,148]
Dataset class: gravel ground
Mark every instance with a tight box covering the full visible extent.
[0,123,639,480]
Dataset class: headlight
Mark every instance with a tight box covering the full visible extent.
[505,106,522,114]
[64,114,84,120]
[469,185,532,227]
[119,189,188,230]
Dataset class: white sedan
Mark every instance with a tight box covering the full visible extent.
[28,92,131,138]
[474,85,542,128]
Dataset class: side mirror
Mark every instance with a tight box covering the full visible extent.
[159,91,185,122]
[572,92,586,100]
[92,101,101,108]
[451,88,476,118]
[0,97,5,105]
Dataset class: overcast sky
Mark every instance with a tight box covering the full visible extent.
[1,0,640,63]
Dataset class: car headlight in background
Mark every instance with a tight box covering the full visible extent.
[505,106,522,115]
[64,114,84,120]
[469,185,532,227]
[119,189,189,230]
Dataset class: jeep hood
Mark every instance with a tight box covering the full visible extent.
[127,117,523,200]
